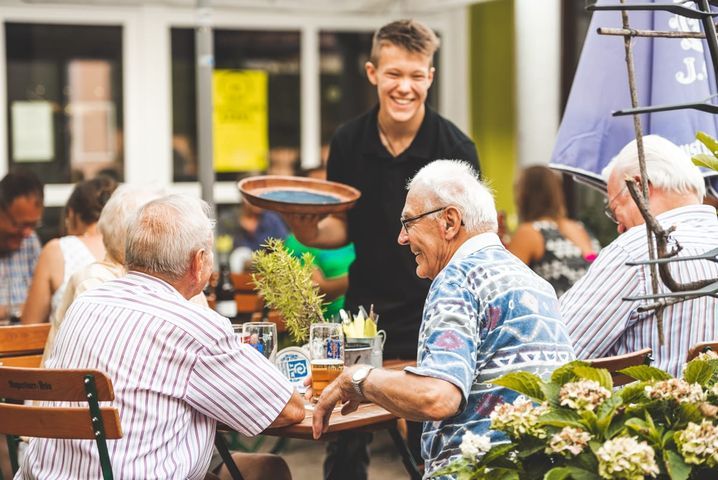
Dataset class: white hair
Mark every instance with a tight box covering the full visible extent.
[602,135,705,201]
[97,185,164,264]
[125,194,214,280]
[407,159,497,233]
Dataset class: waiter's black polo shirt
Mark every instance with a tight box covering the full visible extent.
[327,105,480,359]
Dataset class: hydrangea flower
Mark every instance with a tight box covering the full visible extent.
[676,420,718,467]
[696,350,718,361]
[596,436,659,480]
[459,431,492,461]
[559,380,611,412]
[644,378,705,404]
[489,396,548,439]
[546,427,591,457]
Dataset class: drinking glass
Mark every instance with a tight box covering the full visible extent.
[242,322,277,361]
[309,322,344,401]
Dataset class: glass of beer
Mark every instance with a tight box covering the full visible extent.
[242,322,277,361]
[309,322,344,401]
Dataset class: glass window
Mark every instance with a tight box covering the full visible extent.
[319,31,440,162]
[5,23,124,184]
[171,28,301,182]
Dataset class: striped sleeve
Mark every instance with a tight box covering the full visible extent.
[560,242,642,359]
[184,337,293,436]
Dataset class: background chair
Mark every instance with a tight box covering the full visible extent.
[587,348,653,386]
[0,367,122,480]
[0,324,50,368]
[687,341,718,362]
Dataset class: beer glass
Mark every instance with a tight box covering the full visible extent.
[309,322,344,401]
[242,322,277,361]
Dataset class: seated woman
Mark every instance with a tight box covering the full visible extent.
[507,165,599,297]
[21,175,117,324]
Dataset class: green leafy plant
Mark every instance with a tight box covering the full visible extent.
[433,352,718,479]
[693,131,718,172]
[251,238,325,343]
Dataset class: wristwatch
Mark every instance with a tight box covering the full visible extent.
[351,366,375,398]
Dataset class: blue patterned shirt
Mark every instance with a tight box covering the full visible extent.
[0,233,41,314]
[405,233,574,478]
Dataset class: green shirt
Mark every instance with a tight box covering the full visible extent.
[284,234,355,320]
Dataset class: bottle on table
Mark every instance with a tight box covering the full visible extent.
[215,262,237,322]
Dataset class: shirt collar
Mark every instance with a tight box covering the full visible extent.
[655,204,716,221]
[361,104,435,161]
[447,232,502,265]
[127,270,181,296]
[624,204,717,236]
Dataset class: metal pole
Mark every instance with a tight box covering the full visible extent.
[196,0,215,217]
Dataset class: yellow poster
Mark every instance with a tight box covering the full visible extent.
[213,69,268,172]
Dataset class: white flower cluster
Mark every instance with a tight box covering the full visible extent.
[546,426,592,457]
[676,420,718,467]
[459,431,492,461]
[596,436,659,480]
[489,397,549,439]
[696,350,718,361]
[644,378,705,404]
[559,380,611,412]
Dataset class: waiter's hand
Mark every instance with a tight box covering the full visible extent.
[311,365,363,439]
[282,213,327,244]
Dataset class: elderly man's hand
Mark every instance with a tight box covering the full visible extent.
[311,365,365,439]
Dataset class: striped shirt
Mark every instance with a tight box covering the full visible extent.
[406,233,575,478]
[561,205,718,377]
[18,271,293,480]
[0,233,40,313]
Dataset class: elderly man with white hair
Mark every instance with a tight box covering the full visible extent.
[19,194,305,480]
[311,160,574,478]
[561,135,718,376]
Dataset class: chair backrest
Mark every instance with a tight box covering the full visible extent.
[586,348,653,387]
[0,324,50,368]
[232,273,287,332]
[687,342,718,362]
[232,272,265,315]
[0,367,122,479]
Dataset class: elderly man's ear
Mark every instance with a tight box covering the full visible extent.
[443,207,462,239]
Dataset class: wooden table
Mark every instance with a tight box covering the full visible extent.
[216,360,421,480]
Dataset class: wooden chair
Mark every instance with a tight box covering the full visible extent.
[0,367,122,479]
[231,273,287,332]
[687,342,718,362]
[587,348,653,386]
[0,324,50,368]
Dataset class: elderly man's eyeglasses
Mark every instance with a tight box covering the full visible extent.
[603,184,628,224]
[400,207,446,233]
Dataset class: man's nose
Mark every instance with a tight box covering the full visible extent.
[397,228,409,245]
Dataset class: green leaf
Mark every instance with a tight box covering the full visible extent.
[619,381,650,404]
[551,360,591,385]
[573,365,613,391]
[489,372,546,402]
[538,409,585,429]
[542,382,562,409]
[618,365,672,382]
[596,394,622,434]
[543,466,601,480]
[697,131,718,156]
[677,403,703,424]
[543,467,572,480]
[683,360,718,386]
[479,443,517,467]
[664,449,692,480]
[625,417,652,439]
[692,153,718,172]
